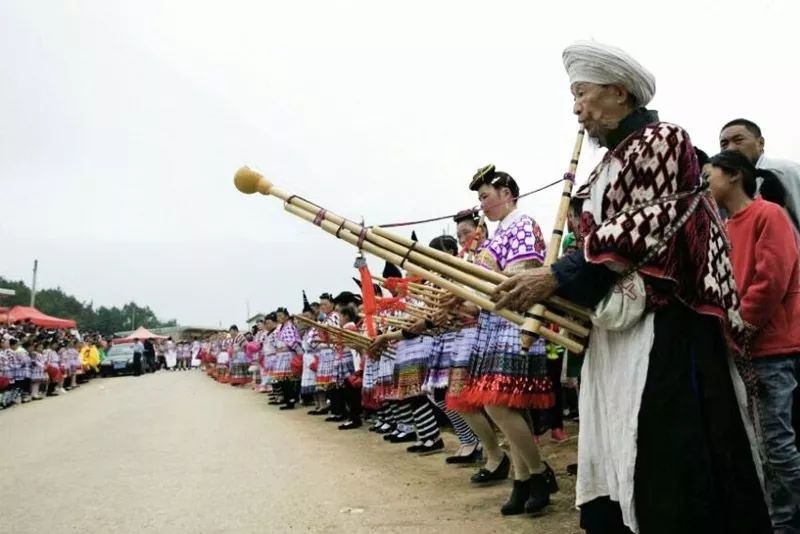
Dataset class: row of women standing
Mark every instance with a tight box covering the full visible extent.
[231,166,568,518]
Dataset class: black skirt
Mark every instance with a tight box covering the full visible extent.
[580,302,771,534]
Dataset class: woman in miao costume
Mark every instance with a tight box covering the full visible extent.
[450,166,557,517]
[271,307,303,409]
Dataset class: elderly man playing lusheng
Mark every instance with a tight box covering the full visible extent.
[493,41,771,534]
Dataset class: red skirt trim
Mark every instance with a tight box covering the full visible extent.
[455,373,555,411]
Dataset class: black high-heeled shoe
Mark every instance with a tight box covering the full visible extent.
[500,478,531,516]
[418,438,445,455]
[524,463,558,514]
[446,444,482,465]
[470,453,510,484]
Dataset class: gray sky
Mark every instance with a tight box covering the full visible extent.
[2,0,798,328]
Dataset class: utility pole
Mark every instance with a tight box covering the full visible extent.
[30,259,38,307]
[246,300,251,321]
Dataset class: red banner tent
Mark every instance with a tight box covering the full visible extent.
[114,326,168,344]
[2,306,77,329]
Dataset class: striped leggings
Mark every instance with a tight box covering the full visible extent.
[433,398,478,446]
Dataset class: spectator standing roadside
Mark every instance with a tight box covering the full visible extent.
[143,338,156,373]
[132,338,144,376]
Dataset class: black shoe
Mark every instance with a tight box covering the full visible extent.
[406,443,425,453]
[378,425,397,436]
[471,454,510,484]
[566,463,578,476]
[338,420,363,430]
[524,466,556,514]
[418,439,445,455]
[501,478,532,516]
[279,404,295,410]
[388,432,417,444]
[368,422,384,432]
[325,415,346,422]
[383,430,399,441]
[446,445,482,465]
[268,400,281,405]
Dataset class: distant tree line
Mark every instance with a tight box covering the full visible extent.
[0,276,177,335]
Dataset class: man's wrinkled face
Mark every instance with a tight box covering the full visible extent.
[719,125,764,163]
[571,82,630,143]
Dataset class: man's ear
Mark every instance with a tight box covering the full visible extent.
[608,83,630,105]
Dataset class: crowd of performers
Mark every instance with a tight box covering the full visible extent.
[0,323,105,407]
[223,41,800,534]
[200,224,580,510]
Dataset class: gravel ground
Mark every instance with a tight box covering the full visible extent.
[0,371,580,533]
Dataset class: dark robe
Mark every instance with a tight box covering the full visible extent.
[552,109,771,534]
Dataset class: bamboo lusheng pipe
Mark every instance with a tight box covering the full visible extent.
[234,171,586,352]
[238,170,587,333]
[372,278,475,331]
[372,275,469,319]
[372,275,447,299]
[516,129,586,351]
[369,226,590,320]
[404,302,438,320]
[357,213,592,341]
[283,201,584,352]
[362,227,590,339]
[233,173,586,353]
[293,315,394,357]
[363,313,416,329]
[267,188,591,340]
[293,315,371,346]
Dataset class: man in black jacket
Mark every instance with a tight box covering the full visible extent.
[143,338,157,373]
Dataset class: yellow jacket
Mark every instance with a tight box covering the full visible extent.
[80,345,100,370]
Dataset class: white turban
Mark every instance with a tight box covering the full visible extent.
[562,41,656,107]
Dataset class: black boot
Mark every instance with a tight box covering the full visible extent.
[524,463,557,514]
[500,478,531,516]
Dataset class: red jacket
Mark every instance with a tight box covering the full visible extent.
[727,198,800,357]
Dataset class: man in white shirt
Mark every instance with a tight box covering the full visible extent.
[720,118,800,229]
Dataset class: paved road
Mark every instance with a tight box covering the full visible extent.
[1,371,579,533]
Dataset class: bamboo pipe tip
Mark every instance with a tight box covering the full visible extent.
[234,166,273,195]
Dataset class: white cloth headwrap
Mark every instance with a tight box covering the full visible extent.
[563,41,656,107]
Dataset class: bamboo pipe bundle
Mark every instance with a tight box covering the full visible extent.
[368,226,589,320]
[373,275,474,324]
[372,275,447,299]
[404,302,437,320]
[235,169,587,353]
[293,315,368,346]
[362,313,415,329]
[516,130,586,349]
[293,315,394,357]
